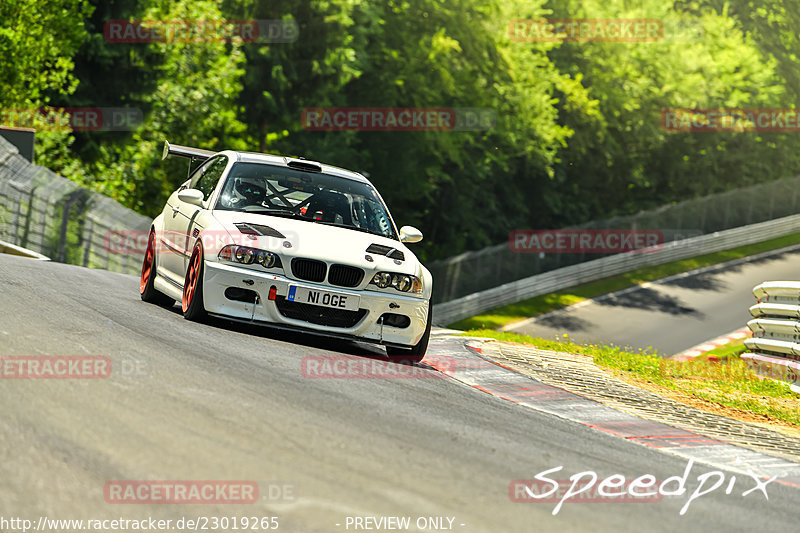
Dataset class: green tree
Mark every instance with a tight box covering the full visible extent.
[80,0,249,213]
[543,0,790,224]
[224,0,575,259]
[0,0,93,172]
[0,0,92,106]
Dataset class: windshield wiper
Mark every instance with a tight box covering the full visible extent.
[313,220,380,236]
[241,206,303,218]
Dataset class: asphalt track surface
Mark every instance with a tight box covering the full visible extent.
[1,253,798,532]
[507,246,800,355]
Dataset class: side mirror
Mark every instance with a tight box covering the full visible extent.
[399,225,423,244]
[178,188,205,207]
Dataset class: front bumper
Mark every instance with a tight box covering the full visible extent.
[202,261,429,347]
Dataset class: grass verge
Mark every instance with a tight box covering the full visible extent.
[701,340,748,361]
[459,329,800,428]
[449,232,800,330]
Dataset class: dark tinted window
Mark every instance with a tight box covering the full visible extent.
[192,156,228,201]
[216,162,396,239]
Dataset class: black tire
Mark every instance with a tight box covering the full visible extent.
[386,304,432,364]
[181,241,207,321]
[140,230,175,307]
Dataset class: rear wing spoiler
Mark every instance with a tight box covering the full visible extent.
[162,140,217,177]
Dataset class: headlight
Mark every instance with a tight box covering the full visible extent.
[393,275,412,292]
[370,272,423,293]
[235,247,255,264]
[255,249,278,268]
[219,245,282,269]
[372,272,392,288]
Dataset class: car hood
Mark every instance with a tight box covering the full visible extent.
[211,210,421,274]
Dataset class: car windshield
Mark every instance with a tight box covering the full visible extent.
[215,162,396,239]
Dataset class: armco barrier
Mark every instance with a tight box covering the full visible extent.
[744,281,800,393]
[429,174,800,304]
[432,216,800,325]
[0,238,50,260]
[0,136,151,275]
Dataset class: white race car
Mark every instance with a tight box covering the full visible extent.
[139,141,433,362]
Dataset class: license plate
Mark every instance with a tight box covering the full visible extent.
[287,286,360,311]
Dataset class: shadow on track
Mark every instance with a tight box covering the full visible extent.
[596,286,703,317]
[161,303,406,364]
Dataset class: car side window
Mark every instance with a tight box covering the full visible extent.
[191,156,228,201]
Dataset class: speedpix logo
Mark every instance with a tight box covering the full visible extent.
[511,459,774,515]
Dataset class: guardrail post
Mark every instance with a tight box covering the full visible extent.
[82,217,92,267]
[57,188,88,263]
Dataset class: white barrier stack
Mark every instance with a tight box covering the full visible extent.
[744,281,800,392]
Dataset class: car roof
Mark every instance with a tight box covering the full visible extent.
[223,150,372,185]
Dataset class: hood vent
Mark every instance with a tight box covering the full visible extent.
[235,222,285,238]
[366,243,404,262]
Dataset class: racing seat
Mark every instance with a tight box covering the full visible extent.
[304,190,352,224]
[233,177,267,207]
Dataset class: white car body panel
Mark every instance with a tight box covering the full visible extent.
[148,149,432,349]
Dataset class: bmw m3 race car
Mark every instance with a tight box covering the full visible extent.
[139,141,433,362]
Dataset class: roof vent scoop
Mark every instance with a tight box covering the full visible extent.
[286,159,322,173]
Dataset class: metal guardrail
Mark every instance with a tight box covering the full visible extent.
[0,136,151,275]
[432,214,800,325]
[0,238,50,260]
[429,174,800,304]
[743,282,800,392]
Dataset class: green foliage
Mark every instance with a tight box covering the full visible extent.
[544,0,793,221]
[7,0,800,262]
[103,4,246,212]
[0,0,93,107]
[0,0,93,172]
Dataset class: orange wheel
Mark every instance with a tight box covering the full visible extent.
[182,241,207,320]
[140,230,174,307]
